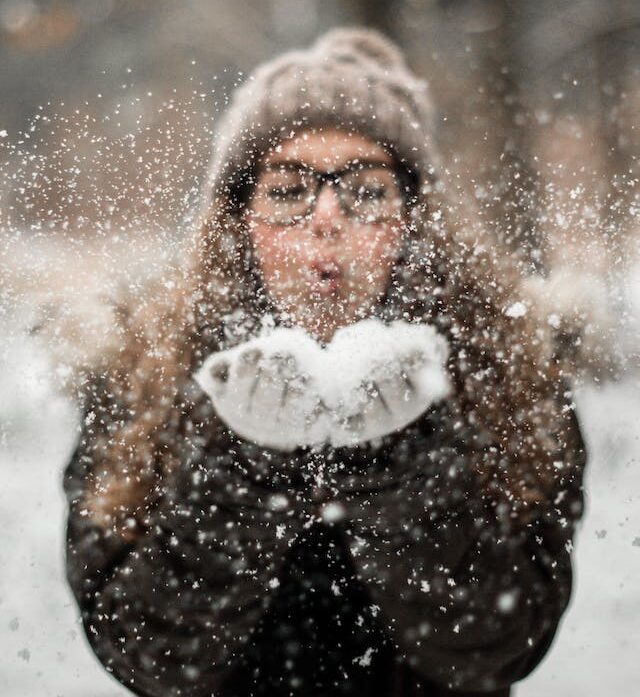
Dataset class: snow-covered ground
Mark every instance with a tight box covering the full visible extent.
[0,330,129,697]
[519,376,640,696]
[1,326,639,696]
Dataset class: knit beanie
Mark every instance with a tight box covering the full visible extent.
[205,27,441,204]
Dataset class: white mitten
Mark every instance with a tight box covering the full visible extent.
[322,320,451,447]
[194,327,323,450]
[195,319,451,451]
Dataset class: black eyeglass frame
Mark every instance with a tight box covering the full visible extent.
[247,160,418,225]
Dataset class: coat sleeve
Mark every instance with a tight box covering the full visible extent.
[344,405,586,693]
[64,379,302,697]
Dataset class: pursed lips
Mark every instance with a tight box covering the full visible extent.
[308,259,342,296]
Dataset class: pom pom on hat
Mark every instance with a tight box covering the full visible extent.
[312,27,407,72]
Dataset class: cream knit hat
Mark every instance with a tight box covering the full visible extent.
[205,27,440,204]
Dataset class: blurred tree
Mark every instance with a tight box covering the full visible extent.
[594,9,640,315]
[469,0,545,273]
[349,0,399,38]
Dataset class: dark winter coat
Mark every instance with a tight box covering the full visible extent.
[65,364,585,697]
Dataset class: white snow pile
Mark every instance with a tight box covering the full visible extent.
[195,318,451,450]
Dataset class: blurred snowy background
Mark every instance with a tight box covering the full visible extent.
[1,1,639,695]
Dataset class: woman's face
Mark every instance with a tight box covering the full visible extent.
[245,128,407,343]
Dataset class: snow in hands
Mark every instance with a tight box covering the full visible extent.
[195,318,451,450]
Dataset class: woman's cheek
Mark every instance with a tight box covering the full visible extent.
[349,227,399,271]
[252,227,305,275]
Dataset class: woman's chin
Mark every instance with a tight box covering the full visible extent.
[302,321,340,345]
[286,311,343,344]
[291,310,373,345]
[278,296,379,343]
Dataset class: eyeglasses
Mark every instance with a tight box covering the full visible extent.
[248,161,407,225]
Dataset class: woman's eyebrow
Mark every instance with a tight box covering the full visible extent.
[261,157,394,171]
[260,160,309,171]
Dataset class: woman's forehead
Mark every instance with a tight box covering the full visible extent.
[262,128,393,171]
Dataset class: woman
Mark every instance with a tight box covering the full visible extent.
[64,29,586,697]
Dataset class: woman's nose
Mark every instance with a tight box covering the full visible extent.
[309,184,344,238]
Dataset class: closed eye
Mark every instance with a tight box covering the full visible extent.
[355,184,389,200]
[267,185,306,200]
